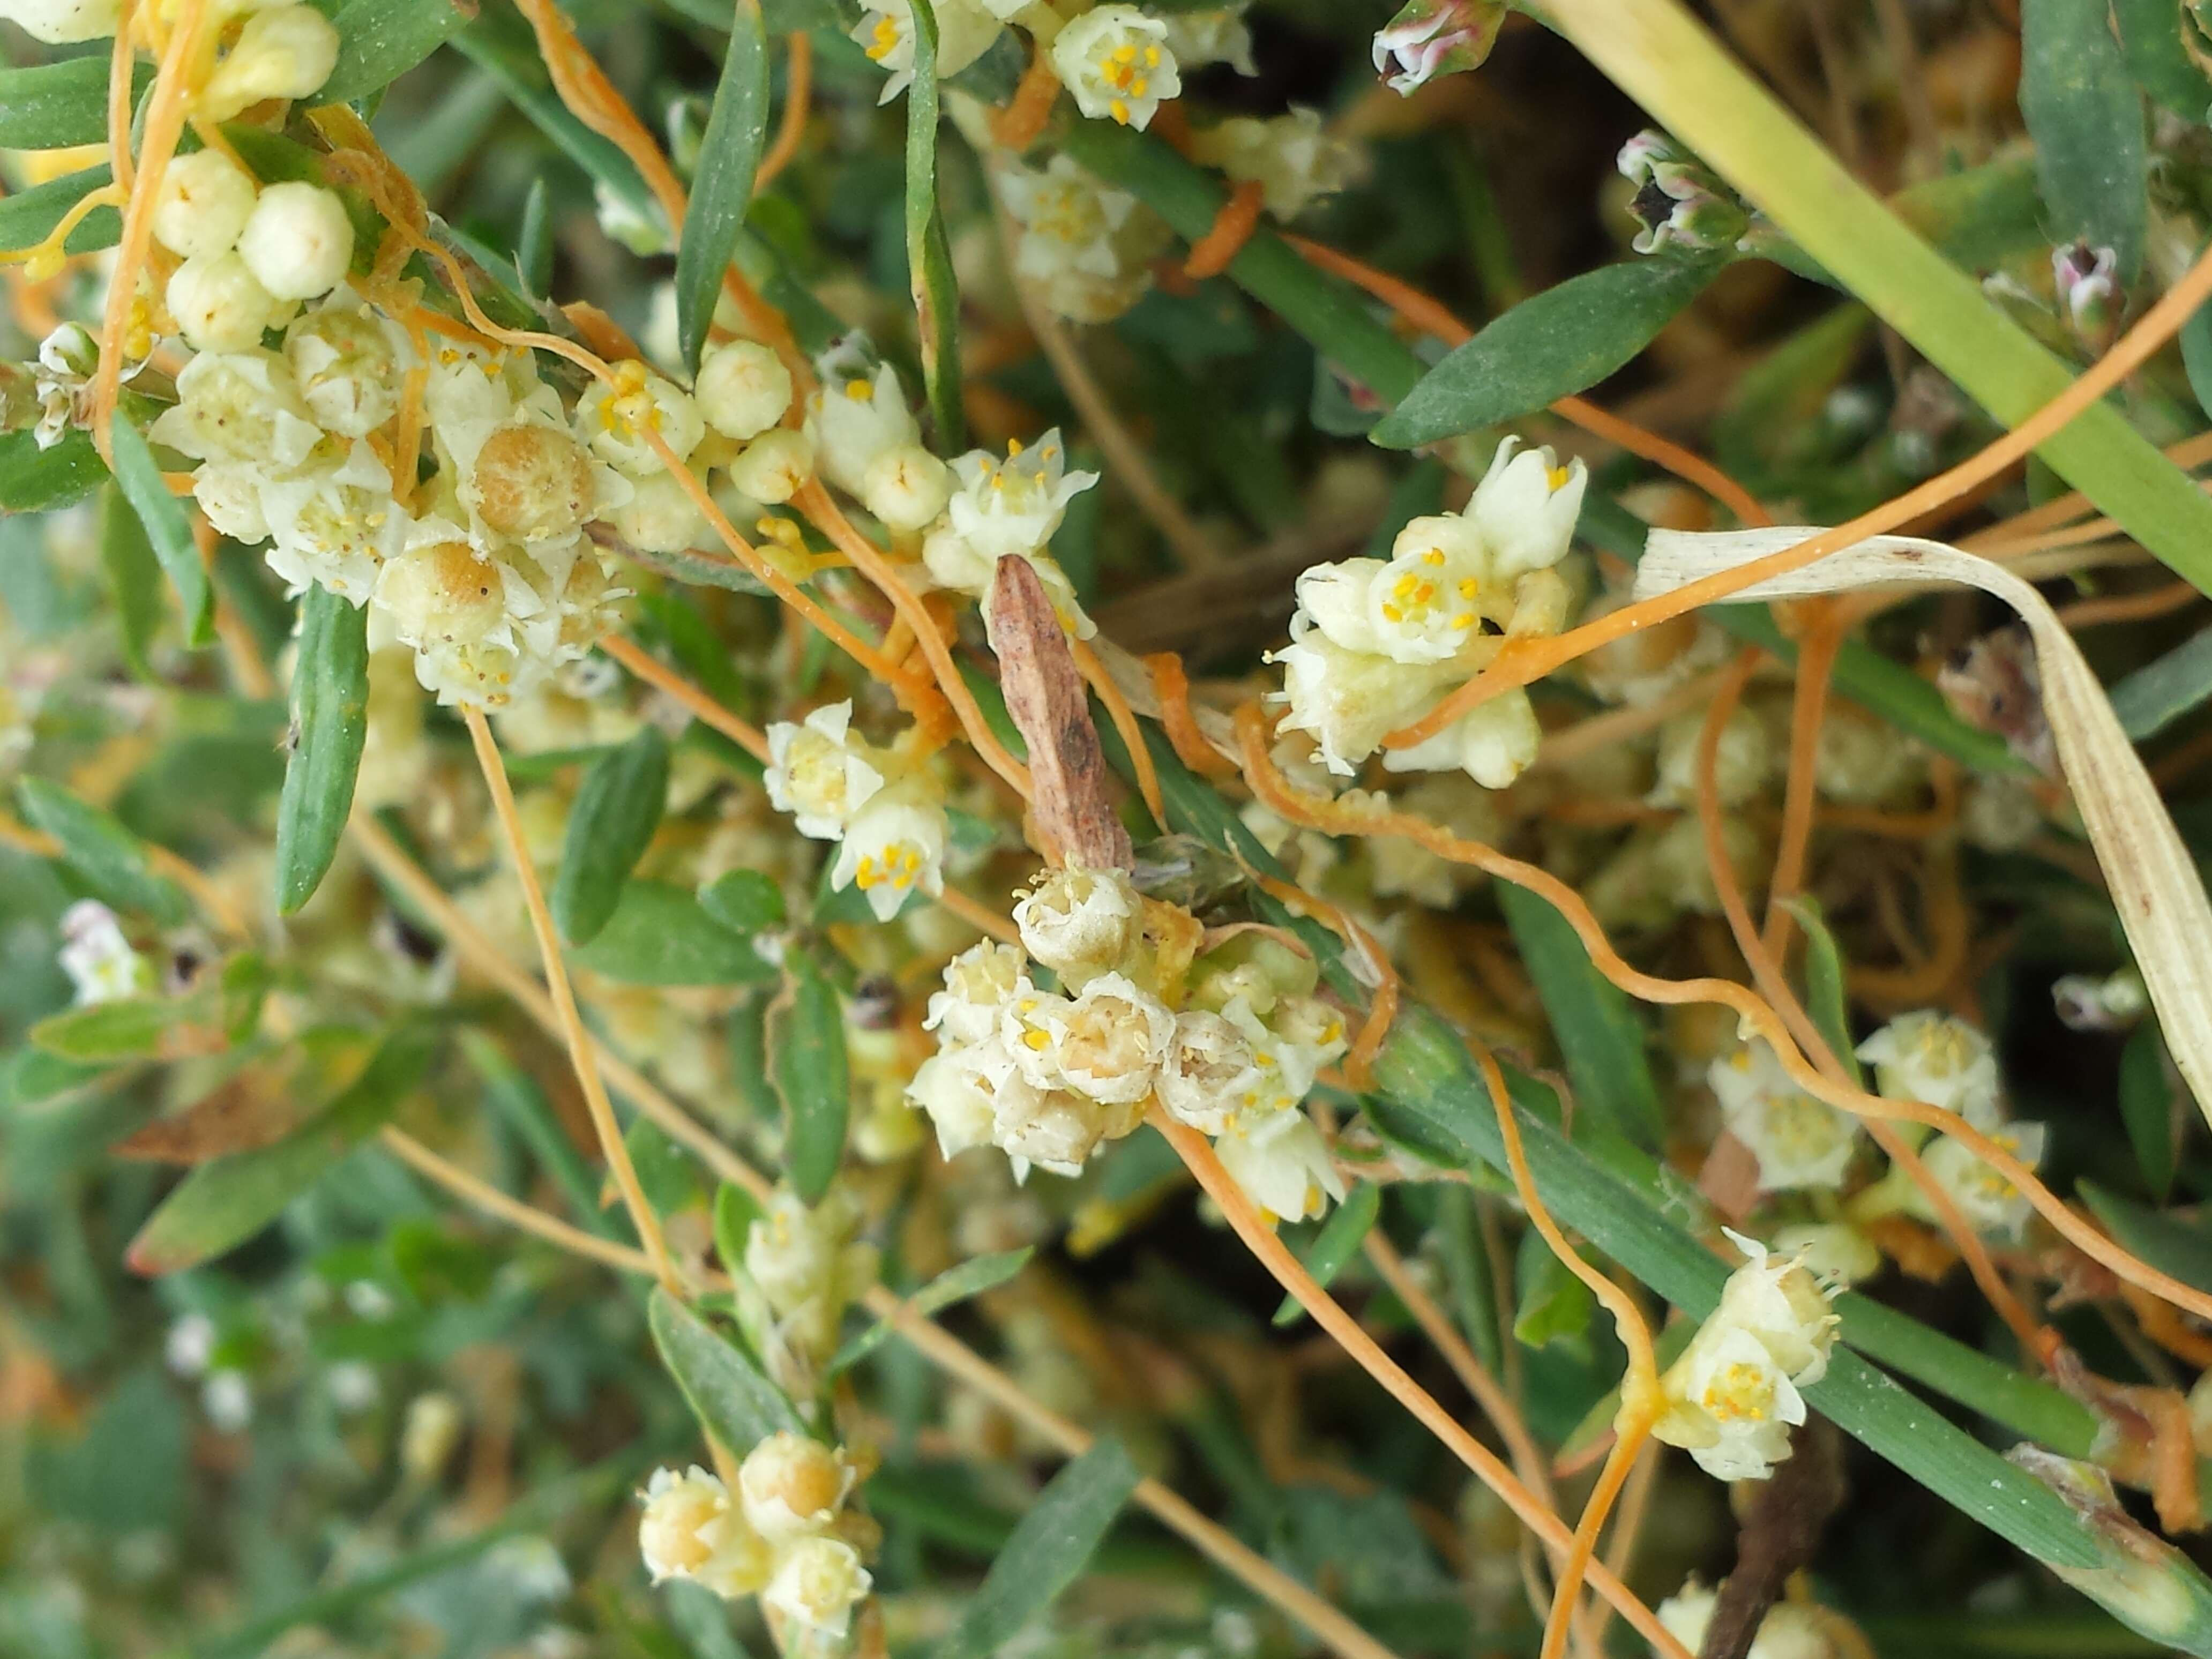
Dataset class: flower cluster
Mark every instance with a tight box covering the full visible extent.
[639,1434,874,1639]
[909,868,1348,1220]
[1655,1580,1852,1659]
[1708,1039,1862,1194]
[738,1187,883,1394]
[995,156,1172,324]
[1189,108,1364,223]
[1270,437,1586,784]
[764,700,952,922]
[1652,1231,1839,1483]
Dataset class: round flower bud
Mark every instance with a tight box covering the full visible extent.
[0,0,119,42]
[198,2,341,119]
[737,1432,851,1537]
[599,468,700,554]
[925,939,1025,1046]
[695,339,793,440]
[399,1390,464,1483]
[761,1535,871,1639]
[726,427,815,504]
[990,1073,1111,1176]
[469,422,600,544]
[639,1466,731,1582]
[236,182,356,301]
[1013,866,1140,985]
[166,253,287,352]
[373,537,508,647]
[152,150,258,260]
[861,442,953,532]
[285,304,399,437]
[907,1049,999,1159]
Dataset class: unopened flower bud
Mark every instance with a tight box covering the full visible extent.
[738,1432,852,1536]
[727,427,814,503]
[236,181,355,301]
[696,339,793,440]
[862,442,953,532]
[199,3,341,119]
[1,0,119,42]
[607,467,706,554]
[167,252,287,352]
[153,150,258,260]
[1371,0,1503,95]
[1618,130,1748,256]
[2053,241,2120,342]
[1013,866,1141,985]
[762,1535,872,1638]
[400,1390,464,1484]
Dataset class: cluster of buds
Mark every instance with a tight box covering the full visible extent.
[1617,130,1752,257]
[1269,437,1586,785]
[1651,1231,1840,1483]
[763,700,952,922]
[639,1434,875,1640]
[738,1187,883,1395]
[995,156,1172,324]
[909,869,1349,1221]
[1189,108,1364,224]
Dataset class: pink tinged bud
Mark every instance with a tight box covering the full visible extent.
[1370,0,1505,95]
[2052,241,2119,338]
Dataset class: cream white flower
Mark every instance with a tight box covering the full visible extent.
[1,0,119,43]
[1160,5,1255,75]
[1052,5,1180,130]
[908,1045,1003,1157]
[1813,701,1923,807]
[863,442,953,532]
[761,1535,871,1638]
[1216,1105,1342,1223]
[1649,704,1771,809]
[1468,436,1586,579]
[1269,992,1349,1086]
[260,438,410,601]
[152,150,258,261]
[235,181,355,301]
[695,339,793,441]
[1707,1042,1859,1193]
[805,356,920,498]
[607,469,706,555]
[727,428,815,504]
[150,350,323,470]
[1363,542,1486,664]
[285,298,405,438]
[1012,866,1140,984]
[743,1189,878,1356]
[850,0,1004,103]
[1768,1221,1883,1287]
[1379,686,1541,788]
[57,900,148,1004]
[198,2,341,119]
[1190,108,1362,221]
[1855,1010,2000,1127]
[576,360,705,476]
[939,430,1098,566]
[991,1071,1117,1176]
[193,462,271,543]
[764,701,884,840]
[1710,1229,1841,1383]
[167,252,288,353]
[926,940,1026,1045]
[1155,1007,1267,1134]
[832,782,948,921]
[1050,973,1175,1104]
[1268,618,1457,776]
[1915,1122,2046,1238]
[737,1432,854,1538]
[999,983,1076,1089]
[1654,1581,1837,1659]
[639,1466,735,1583]
[995,156,1169,324]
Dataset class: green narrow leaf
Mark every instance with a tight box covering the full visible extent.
[126,1025,436,1274]
[1438,1184,1501,1373]
[1511,1228,1595,1356]
[17,777,191,926]
[2020,0,2149,279]
[2113,0,2212,115]
[570,880,775,985]
[832,1248,1035,1372]
[0,163,119,255]
[712,1180,766,1274]
[0,428,111,513]
[1498,881,1666,1149]
[99,482,163,680]
[2109,624,2212,739]
[648,1286,805,1453]
[2119,1023,2179,1201]
[517,176,554,294]
[1781,895,1862,1085]
[771,951,849,1204]
[274,587,370,915]
[2080,1180,2212,1296]
[0,58,152,150]
[553,726,671,945]
[1369,257,1724,449]
[311,0,474,108]
[904,0,965,451]
[699,869,787,933]
[937,1439,1141,1659]
[29,996,182,1063]
[107,415,214,648]
[1273,1180,1381,1326]
[675,0,769,373]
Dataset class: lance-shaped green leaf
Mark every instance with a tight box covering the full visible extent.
[108,414,215,648]
[1780,895,1861,1084]
[570,880,776,984]
[2080,1180,2212,1298]
[833,1248,1035,1372]
[1499,881,1666,1149]
[2113,0,2212,116]
[2109,625,2212,739]
[274,587,370,915]
[30,996,182,1064]
[937,1439,1141,1659]
[99,482,163,681]
[1370,257,1725,449]
[18,777,191,926]
[312,0,476,108]
[0,428,110,513]
[2120,1022,2179,1202]
[2020,0,2149,280]
[699,868,787,933]
[904,0,965,450]
[1273,1180,1380,1326]
[0,165,118,256]
[674,0,769,373]
[713,1180,766,1275]
[648,1286,805,1453]
[771,950,849,1203]
[126,1024,437,1274]
[552,725,671,945]
[517,176,553,294]
[0,58,152,150]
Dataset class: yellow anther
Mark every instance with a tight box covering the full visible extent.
[1422,547,1445,566]
[846,377,873,400]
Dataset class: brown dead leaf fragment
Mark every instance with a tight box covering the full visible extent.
[988,554,1133,872]
[114,1064,316,1164]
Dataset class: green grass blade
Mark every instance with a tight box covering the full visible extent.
[937,1439,1141,1659]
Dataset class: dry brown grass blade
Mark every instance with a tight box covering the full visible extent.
[990,555,1134,871]
[1636,526,2212,1127]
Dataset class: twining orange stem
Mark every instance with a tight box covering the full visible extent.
[1148,1106,1694,1659]
[990,44,1062,151]
[1762,609,1845,956]
[1186,181,1266,280]
[756,31,813,189]
[2054,580,2201,631]
[1232,704,2212,1327]
[597,632,771,762]
[1144,652,1238,776]
[1382,236,2212,753]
